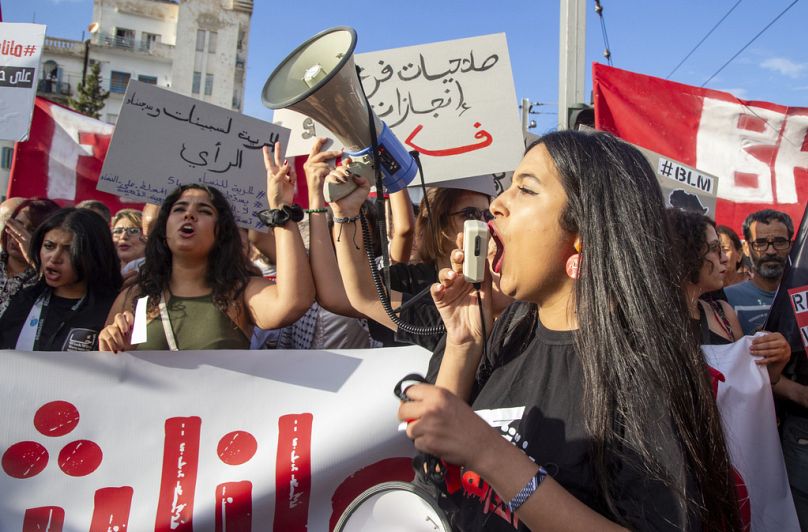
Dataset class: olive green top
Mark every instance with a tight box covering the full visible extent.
[139,293,250,350]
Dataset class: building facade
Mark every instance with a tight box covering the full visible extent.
[1,0,253,195]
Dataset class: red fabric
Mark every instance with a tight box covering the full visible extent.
[593,64,808,233]
[8,97,142,213]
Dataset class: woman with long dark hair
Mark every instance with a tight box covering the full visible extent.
[0,208,122,350]
[0,198,60,317]
[393,131,741,530]
[98,145,314,351]
[668,208,790,380]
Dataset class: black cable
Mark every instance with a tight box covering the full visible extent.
[474,284,488,368]
[594,0,613,66]
[666,0,742,79]
[701,0,799,87]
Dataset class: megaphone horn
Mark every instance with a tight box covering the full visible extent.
[262,27,416,202]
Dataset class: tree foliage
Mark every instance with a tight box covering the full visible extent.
[68,62,109,119]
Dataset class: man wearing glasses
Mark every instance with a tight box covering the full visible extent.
[725,209,794,335]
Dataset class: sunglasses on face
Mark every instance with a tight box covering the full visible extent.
[112,226,142,237]
[450,207,494,222]
[749,237,791,252]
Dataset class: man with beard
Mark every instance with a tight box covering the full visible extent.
[725,209,793,335]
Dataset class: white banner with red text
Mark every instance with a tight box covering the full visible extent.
[0,346,430,531]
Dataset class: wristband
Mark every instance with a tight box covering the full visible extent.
[257,204,304,228]
[305,208,328,214]
[506,466,547,513]
[333,214,360,224]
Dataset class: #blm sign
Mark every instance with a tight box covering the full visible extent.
[97,80,291,228]
[0,23,46,141]
[273,33,523,194]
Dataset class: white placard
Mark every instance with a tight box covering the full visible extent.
[0,23,46,141]
[0,346,431,530]
[98,80,291,228]
[274,33,523,185]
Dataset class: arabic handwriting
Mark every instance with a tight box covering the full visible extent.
[404,121,493,157]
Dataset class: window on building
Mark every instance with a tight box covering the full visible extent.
[138,75,158,85]
[114,27,135,48]
[110,71,131,94]
[1,147,13,170]
[196,30,205,52]
[205,73,214,96]
[192,71,201,94]
[141,32,160,51]
[237,27,245,51]
[208,31,217,53]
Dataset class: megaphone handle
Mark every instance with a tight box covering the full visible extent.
[323,180,359,203]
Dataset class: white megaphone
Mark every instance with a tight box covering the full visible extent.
[262,27,417,202]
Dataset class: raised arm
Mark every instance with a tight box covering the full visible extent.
[244,144,314,329]
[327,164,399,330]
[387,188,415,263]
[303,138,363,318]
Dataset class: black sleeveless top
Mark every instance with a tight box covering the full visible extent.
[695,303,732,345]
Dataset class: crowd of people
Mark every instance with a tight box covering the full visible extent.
[0,129,805,530]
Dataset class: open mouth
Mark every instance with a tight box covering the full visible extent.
[179,223,195,236]
[488,221,504,274]
[44,266,61,281]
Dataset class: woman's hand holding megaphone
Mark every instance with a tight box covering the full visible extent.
[327,158,370,219]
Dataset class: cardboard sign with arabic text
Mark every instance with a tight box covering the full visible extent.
[273,33,523,188]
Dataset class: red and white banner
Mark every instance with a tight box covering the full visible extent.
[8,97,141,213]
[593,64,808,232]
[703,336,799,531]
[0,347,429,530]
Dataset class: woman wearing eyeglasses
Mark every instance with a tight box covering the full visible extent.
[667,208,790,383]
[110,209,146,274]
[327,170,506,369]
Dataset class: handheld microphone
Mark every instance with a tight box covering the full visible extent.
[462,220,489,284]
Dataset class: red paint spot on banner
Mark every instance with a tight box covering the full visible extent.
[89,486,133,532]
[23,506,64,532]
[215,481,252,532]
[2,441,48,478]
[154,417,201,532]
[58,439,103,476]
[217,430,257,466]
[273,413,313,532]
[34,401,79,437]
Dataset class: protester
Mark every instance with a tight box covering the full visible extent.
[110,209,146,273]
[725,209,794,335]
[0,196,26,245]
[0,198,61,317]
[668,208,789,383]
[98,144,314,352]
[716,225,750,287]
[397,131,740,530]
[76,199,112,225]
[0,208,122,350]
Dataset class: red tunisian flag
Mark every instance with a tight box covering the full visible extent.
[593,64,808,233]
[8,97,142,213]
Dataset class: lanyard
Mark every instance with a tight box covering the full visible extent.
[159,293,179,351]
[15,290,85,350]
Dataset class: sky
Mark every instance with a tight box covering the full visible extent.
[4,0,807,134]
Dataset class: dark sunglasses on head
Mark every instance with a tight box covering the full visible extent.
[749,237,791,252]
[450,207,493,222]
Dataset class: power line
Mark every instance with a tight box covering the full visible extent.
[666,0,742,79]
[701,0,799,87]
[594,0,613,66]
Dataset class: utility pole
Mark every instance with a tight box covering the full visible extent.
[558,0,586,130]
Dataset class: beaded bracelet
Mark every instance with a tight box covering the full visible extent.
[333,214,360,224]
[305,208,328,214]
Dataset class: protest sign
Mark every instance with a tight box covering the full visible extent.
[0,23,46,141]
[97,80,291,228]
[0,346,431,530]
[703,337,799,531]
[593,64,808,231]
[273,33,523,188]
[581,124,720,215]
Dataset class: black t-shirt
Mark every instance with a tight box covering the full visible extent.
[448,302,693,531]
